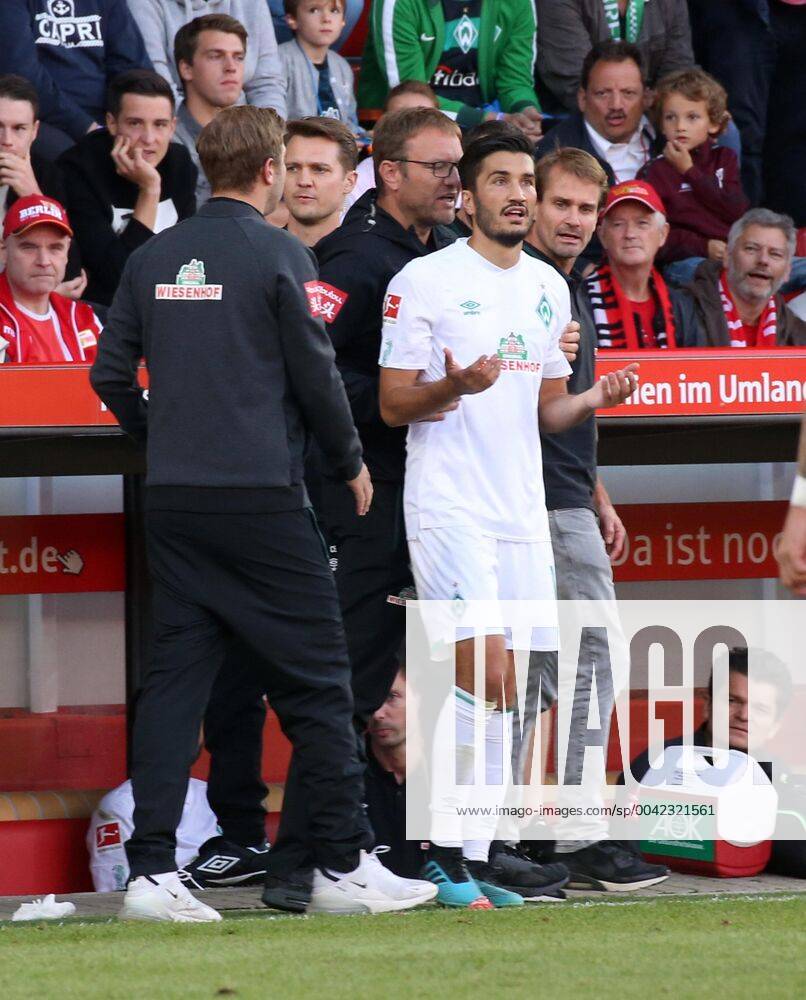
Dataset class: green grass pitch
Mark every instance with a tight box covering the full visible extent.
[1,895,804,999]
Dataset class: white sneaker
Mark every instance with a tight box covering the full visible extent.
[308,849,437,915]
[119,874,222,923]
[363,847,438,903]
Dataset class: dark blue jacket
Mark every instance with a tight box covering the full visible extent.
[0,0,151,140]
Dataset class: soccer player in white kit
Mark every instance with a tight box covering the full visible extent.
[378,130,639,908]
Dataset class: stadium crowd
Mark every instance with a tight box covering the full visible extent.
[1,0,805,920]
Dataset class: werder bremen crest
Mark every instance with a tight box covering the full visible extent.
[453,14,479,54]
[498,332,528,361]
[537,292,554,328]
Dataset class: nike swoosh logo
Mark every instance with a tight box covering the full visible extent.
[350,882,368,889]
[166,889,179,899]
[420,33,435,41]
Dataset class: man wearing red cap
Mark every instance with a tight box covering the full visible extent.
[0,194,102,363]
[585,179,699,349]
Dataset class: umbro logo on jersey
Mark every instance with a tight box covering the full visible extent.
[460,299,481,315]
[195,855,239,874]
[537,293,553,328]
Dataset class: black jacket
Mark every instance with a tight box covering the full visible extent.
[91,198,362,511]
[315,190,456,482]
[60,130,196,305]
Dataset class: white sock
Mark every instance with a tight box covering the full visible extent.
[430,687,487,848]
[463,708,514,862]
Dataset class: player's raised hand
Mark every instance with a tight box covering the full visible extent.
[559,321,580,363]
[444,347,502,395]
[588,363,640,409]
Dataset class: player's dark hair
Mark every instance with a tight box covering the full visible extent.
[0,74,39,119]
[707,646,792,720]
[461,119,524,152]
[580,39,645,91]
[459,130,534,192]
[107,69,176,118]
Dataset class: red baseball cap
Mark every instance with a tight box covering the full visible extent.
[2,194,73,240]
[600,180,666,219]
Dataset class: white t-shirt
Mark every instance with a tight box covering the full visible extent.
[379,239,572,542]
[86,778,219,892]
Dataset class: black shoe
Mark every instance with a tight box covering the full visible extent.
[557,841,669,892]
[178,836,270,889]
[488,844,569,901]
[262,867,314,913]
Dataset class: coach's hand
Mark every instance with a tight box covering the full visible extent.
[560,321,580,364]
[587,363,639,409]
[347,463,373,516]
[444,347,502,396]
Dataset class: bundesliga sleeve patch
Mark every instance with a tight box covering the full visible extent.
[304,281,348,323]
[383,293,402,323]
[95,821,122,851]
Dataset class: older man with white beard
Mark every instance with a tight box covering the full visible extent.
[685,208,806,348]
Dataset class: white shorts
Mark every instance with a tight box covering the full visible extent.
[408,525,558,653]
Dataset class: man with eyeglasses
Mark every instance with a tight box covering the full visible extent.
[313,107,463,742]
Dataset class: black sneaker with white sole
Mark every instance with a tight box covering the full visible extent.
[488,844,570,901]
[262,866,314,913]
[557,841,669,892]
[178,836,270,889]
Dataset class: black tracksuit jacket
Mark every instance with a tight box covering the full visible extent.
[90,197,362,511]
[315,190,456,482]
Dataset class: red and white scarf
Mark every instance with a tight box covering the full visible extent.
[586,263,677,349]
[719,271,777,347]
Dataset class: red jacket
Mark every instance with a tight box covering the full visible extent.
[0,272,101,363]
[640,142,749,263]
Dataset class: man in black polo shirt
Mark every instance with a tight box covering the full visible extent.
[523,147,667,892]
[364,665,428,879]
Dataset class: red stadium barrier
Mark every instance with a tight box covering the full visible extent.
[2,353,805,428]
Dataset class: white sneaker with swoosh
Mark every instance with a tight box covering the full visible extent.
[308,849,437,914]
[119,874,222,922]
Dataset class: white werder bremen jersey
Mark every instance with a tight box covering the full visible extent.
[380,239,572,541]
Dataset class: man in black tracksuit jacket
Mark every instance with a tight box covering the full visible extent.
[315,185,457,727]
[91,108,372,917]
[183,124,462,888]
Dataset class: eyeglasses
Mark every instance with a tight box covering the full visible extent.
[393,159,461,178]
